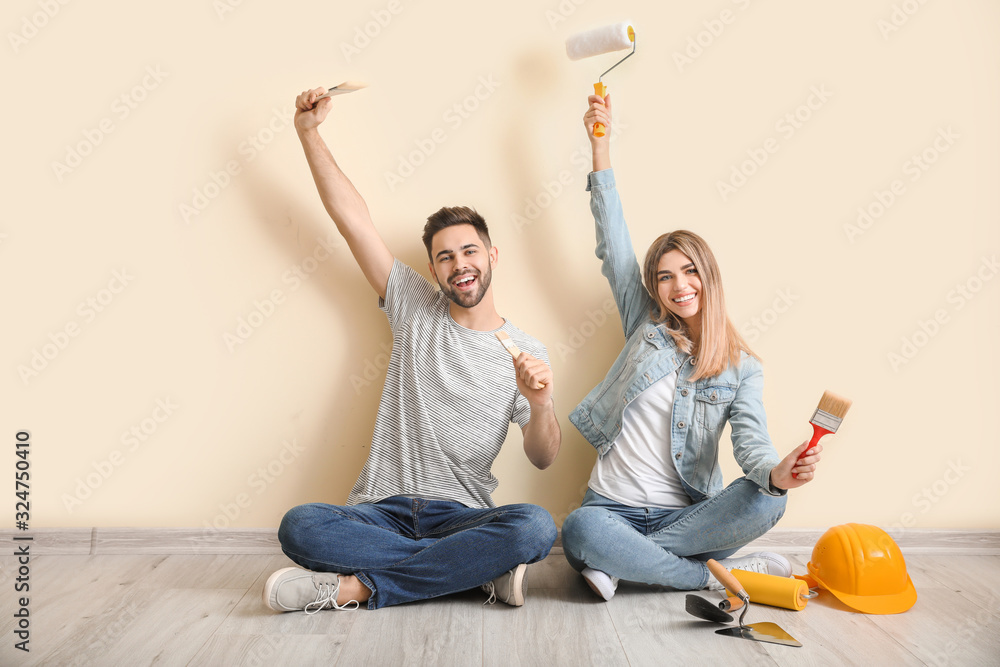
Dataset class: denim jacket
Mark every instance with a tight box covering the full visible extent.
[568,169,784,502]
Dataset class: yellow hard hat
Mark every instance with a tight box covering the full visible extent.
[805,523,917,614]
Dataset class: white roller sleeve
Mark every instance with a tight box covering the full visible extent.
[565,21,633,60]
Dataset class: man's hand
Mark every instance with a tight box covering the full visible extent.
[770,440,823,490]
[513,352,554,407]
[295,87,333,132]
[516,352,559,469]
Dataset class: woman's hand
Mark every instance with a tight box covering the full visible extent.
[584,93,612,172]
[770,440,823,490]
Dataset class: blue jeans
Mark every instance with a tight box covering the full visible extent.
[278,496,557,609]
[562,478,786,590]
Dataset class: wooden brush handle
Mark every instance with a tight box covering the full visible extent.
[707,559,746,598]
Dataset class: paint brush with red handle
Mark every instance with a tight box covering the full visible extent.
[793,391,852,478]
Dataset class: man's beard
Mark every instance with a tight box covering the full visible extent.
[441,266,492,309]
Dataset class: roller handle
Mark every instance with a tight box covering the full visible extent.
[707,559,749,603]
[592,83,607,137]
[792,422,832,479]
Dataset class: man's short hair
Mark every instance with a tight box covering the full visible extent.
[422,206,492,259]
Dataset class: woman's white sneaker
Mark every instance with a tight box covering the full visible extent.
[706,551,791,591]
[582,567,620,601]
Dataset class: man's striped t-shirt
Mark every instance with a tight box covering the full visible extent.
[346,259,549,509]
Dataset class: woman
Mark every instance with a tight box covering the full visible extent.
[561,94,822,600]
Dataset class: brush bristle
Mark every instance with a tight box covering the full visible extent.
[494,331,521,358]
[817,391,852,418]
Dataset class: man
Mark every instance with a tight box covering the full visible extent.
[263,87,561,613]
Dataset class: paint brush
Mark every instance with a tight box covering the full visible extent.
[316,80,368,100]
[495,331,545,390]
[794,391,852,478]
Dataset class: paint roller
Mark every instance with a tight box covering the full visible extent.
[565,22,635,137]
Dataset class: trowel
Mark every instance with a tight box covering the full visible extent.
[706,559,802,648]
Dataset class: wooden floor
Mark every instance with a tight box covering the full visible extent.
[0,549,997,666]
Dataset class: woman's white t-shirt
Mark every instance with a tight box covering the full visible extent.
[588,371,692,509]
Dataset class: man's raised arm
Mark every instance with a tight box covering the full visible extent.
[295,87,394,299]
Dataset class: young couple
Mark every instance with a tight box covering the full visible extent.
[263,88,823,613]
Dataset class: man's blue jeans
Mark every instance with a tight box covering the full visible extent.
[278,496,557,609]
[562,478,786,590]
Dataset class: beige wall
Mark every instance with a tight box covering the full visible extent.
[5,0,998,532]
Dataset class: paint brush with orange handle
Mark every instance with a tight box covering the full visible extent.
[793,391,852,479]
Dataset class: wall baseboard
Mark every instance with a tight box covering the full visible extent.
[4,527,999,556]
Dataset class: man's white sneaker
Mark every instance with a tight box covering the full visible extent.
[263,567,359,613]
[706,551,792,591]
[482,563,527,606]
[582,567,620,601]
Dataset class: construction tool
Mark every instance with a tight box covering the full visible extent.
[707,559,802,648]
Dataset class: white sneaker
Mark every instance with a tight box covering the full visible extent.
[482,563,527,606]
[706,552,791,591]
[263,567,359,613]
[581,567,620,601]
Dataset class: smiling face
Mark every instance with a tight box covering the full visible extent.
[428,223,496,309]
[656,249,703,326]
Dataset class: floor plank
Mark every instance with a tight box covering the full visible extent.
[605,582,778,666]
[0,551,998,665]
[906,554,1000,613]
[483,586,629,667]
[188,634,346,666]
[337,589,483,666]
[0,555,169,665]
[866,586,1000,666]
[131,554,274,591]
[34,587,244,667]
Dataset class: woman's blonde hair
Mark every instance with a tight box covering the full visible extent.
[642,230,757,380]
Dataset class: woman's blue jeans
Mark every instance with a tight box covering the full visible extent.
[562,478,786,590]
[278,496,557,609]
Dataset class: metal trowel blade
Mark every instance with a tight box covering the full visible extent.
[715,623,802,648]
